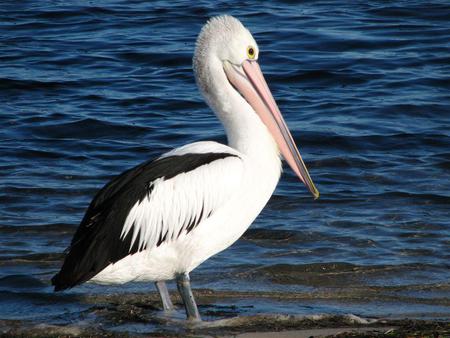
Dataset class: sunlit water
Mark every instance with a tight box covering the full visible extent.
[1,0,449,333]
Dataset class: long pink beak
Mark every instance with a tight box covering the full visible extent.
[224,60,319,199]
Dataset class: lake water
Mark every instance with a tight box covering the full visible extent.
[1,0,449,335]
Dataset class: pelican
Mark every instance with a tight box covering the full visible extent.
[52,15,319,321]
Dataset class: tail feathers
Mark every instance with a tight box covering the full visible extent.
[51,269,83,291]
[51,272,69,291]
[51,262,97,292]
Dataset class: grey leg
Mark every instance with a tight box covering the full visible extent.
[155,281,174,311]
[176,272,201,321]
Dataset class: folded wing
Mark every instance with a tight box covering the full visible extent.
[52,144,243,290]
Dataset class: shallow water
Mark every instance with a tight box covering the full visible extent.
[0,0,449,334]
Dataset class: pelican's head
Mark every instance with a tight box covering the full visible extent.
[193,16,319,199]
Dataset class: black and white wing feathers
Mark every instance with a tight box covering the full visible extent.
[52,149,242,291]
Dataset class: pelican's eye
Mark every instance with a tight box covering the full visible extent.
[247,46,255,59]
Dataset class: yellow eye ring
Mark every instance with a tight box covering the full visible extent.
[247,46,255,59]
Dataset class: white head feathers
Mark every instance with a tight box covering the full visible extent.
[193,16,258,114]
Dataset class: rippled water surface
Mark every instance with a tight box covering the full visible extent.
[1,0,449,334]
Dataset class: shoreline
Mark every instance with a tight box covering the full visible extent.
[1,289,448,337]
[1,314,448,337]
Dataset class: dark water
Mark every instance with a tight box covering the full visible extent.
[1,0,449,334]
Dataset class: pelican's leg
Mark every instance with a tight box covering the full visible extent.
[176,272,201,321]
[155,281,174,311]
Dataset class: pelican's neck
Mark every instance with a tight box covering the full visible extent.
[194,59,279,163]
[222,103,279,158]
[197,65,280,159]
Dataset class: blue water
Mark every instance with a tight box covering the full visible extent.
[1,0,449,334]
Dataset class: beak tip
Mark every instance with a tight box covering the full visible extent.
[311,187,320,200]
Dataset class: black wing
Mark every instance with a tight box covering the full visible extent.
[51,152,236,291]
